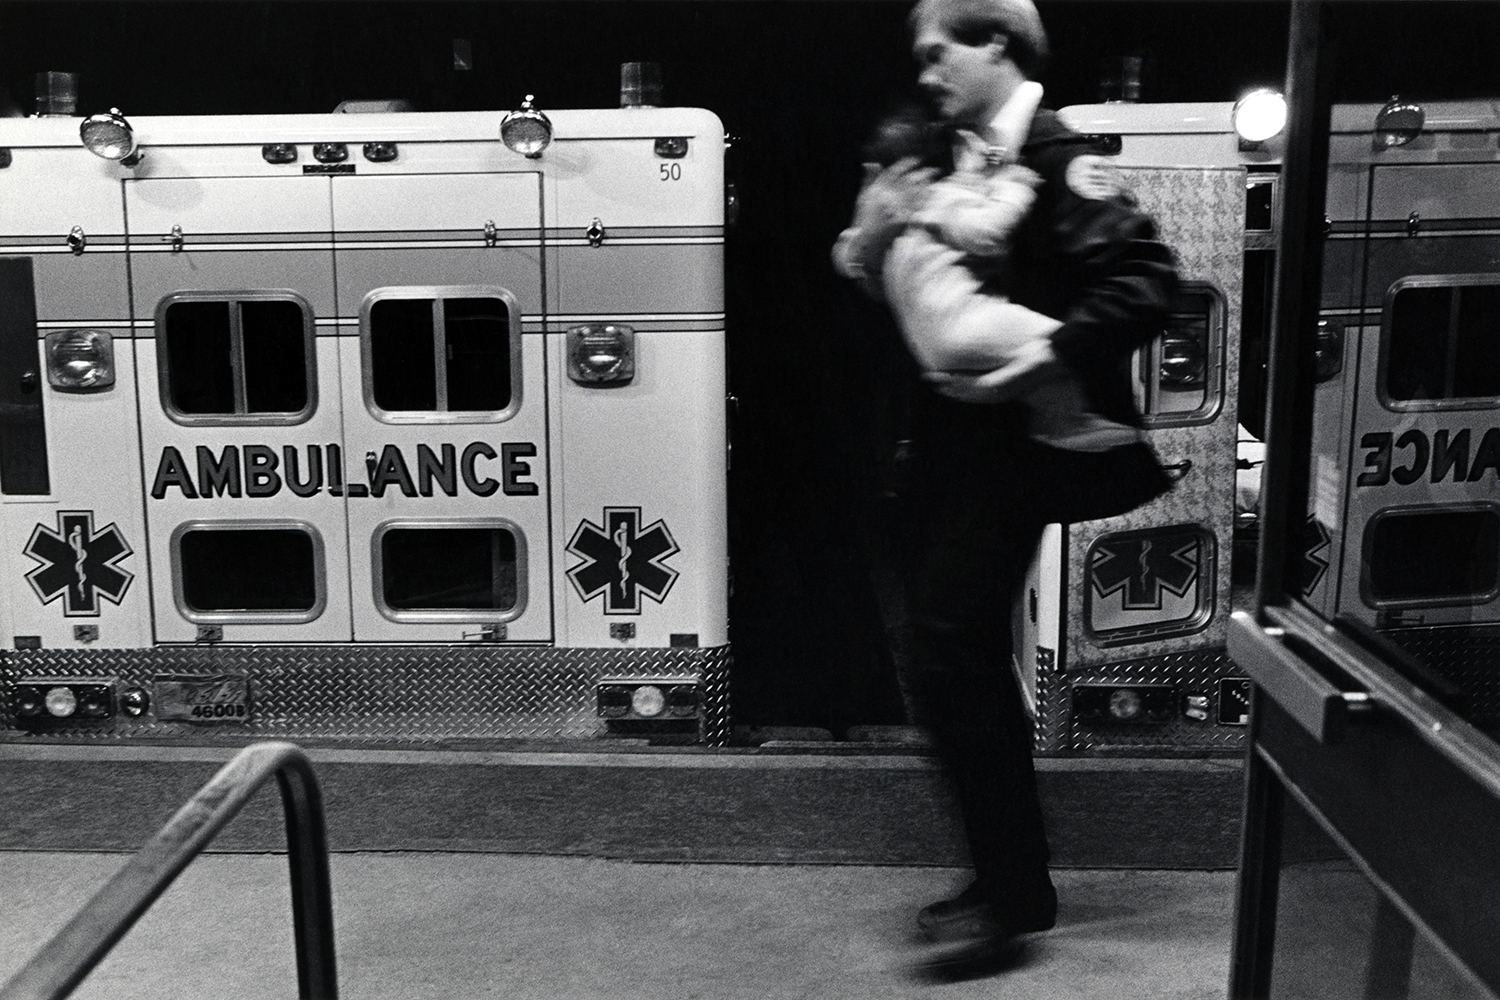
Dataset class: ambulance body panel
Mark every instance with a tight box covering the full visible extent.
[0,107,730,743]
[1016,148,1247,753]
[1312,103,1500,644]
[1049,97,1500,750]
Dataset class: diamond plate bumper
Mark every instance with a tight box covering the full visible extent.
[1033,647,1248,754]
[1,645,731,745]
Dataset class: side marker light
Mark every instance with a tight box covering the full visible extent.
[46,329,115,391]
[567,324,635,386]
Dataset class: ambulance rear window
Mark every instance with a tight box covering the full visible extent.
[1365,506,1500,605]
[176,524,323,619]
[364,289,517,420]
[159,294,315,423]
[376,523,522,618]
[1136,283,1226,427]
[1385,282,1500,404]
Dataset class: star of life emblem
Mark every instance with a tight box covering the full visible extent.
[1091,532,1201,610]
[1087,527,1209,638]
[565,507,680,615]
[23,510,134,617]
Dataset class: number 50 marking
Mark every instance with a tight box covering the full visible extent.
[659,163,682,181]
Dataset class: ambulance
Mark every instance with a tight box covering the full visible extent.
[1027,93,1500,753]
[0,89,731,744]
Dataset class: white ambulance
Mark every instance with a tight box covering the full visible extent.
[1016,107,1251,754]
[0,96,731,743]
[1030,94,1500,753]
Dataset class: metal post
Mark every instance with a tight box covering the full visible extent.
[0,742,338,1000]
[1253,0,1335,614]
[1234,2,1336,995]
[1229,701,1287,999]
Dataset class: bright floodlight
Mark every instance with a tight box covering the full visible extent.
[1234,90,1288,144]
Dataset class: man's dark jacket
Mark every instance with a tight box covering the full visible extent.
[911,108,1179,525]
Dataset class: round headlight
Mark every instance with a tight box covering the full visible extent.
[1233,90,1287,144]
[501,96,552,158]
[631,685,667,718]
[80,108,142,165]
[1107,688,1143,722]
[44,686,79,718]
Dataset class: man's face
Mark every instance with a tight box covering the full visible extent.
[911,23,1006,126]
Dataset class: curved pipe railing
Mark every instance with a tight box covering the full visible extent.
[0,741,337,1000]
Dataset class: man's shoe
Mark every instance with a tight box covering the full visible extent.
[917,880,1057,940]
[910,931,1031,983]
[916,881,988,941]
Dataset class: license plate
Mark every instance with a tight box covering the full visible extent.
[153,674,252,723]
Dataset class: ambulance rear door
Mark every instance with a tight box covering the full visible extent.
[1337,156,1500,628]
[1069,165,1245,666]
[1,129,147,649]
[330,168,551,643]
[127,172,350,643]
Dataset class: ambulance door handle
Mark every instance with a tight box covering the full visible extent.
[163,225,184,253]
[67,225,86,255]
[1228,609,1376,746]
[483,220,498,247]
[1162,459,1192,482]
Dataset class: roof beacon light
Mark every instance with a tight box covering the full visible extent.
[501,96,552,158]
[80,108,143,166]
[1375,96,1425,148]
[1232,90,1287,144]
[620,62,663,108]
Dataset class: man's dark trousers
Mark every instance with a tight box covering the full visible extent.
[900,391,1057,932]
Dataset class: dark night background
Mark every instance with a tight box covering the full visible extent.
[2,1,1496,735]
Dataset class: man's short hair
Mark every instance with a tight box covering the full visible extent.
[908,0,1051,78]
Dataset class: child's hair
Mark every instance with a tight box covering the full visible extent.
[862,102,944,168]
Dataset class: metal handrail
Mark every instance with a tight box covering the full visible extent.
[0,741,337,1000]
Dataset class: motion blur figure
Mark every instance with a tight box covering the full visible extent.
[834,0,1177,979]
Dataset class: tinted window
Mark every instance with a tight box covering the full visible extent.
[242,300,310,413]
[381,526,519,612]
[370,298,437,411]
[1366,508,1500,603]
[1138,286,1223,426]
[1387,283,1500,402]
[164,300,235,414]
[179,528,318,612]
[1086,525,1215,644]
[445,297,511,411]
[161,296,313,420]
[366,293,513,416]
